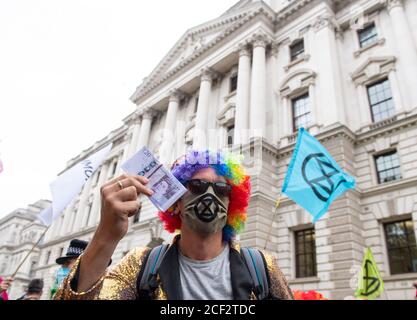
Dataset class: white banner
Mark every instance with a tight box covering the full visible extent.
[49,143,112,222]
[37,205,53,226]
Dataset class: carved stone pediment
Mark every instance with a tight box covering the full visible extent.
[217,103,236,127]
[279,68,316,98]
[351,56,396,86]
[130,1,279,104]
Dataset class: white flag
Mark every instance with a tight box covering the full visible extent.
[50,143,112,222]
[37,206,53,226]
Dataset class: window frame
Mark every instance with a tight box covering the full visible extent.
[194,96,199,114]
[226,125,235,147]
[366,78,395,123]
[291,92,312,133]
[289,39,305,62]
[229,74,238,94]
[294,227,317,278]
[358,22,378,48]
[44,251,51,265]
[374,150,402,184]
[384,219,417,275]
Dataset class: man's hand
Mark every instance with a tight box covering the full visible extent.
[0,277,13,292]
[96,174,153,243]
[77,175,153,293]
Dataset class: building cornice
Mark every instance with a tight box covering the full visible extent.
[360,176,417,198]
[276,124,357,159]
[355,111,417,145]
[0,211,37,226]
[131,3,278,104]
[131,0,356,107]
[41,227,96,248]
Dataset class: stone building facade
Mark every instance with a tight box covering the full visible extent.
[1,0,417,300]
[0,200,50,299]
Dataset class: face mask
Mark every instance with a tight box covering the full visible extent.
[181,186,229,236]
[56,267,70,285]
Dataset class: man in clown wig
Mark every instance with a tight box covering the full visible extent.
[55,150,293,300]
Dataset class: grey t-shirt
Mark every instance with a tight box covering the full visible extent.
[178,244,233,300]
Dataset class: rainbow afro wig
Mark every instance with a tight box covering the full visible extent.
[158,150,251,242]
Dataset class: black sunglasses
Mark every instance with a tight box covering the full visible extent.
[187,179,232,198]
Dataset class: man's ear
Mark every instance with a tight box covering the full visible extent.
[176,199,184,218]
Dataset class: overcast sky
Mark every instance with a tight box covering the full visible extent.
[0,0,239,218]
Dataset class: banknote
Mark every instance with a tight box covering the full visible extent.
[121,147,187,212]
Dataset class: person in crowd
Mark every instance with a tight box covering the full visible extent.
[55,150,293,300]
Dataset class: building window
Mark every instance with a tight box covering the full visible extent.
[290,39,305,62]
[29,260,37,278]
[133,202,142,224]
[229,74,238,93]
[358,23,378,48]
[292,93,312,132]
[384,219,417,275]
[44,251,51,265]
[94,169,101,186]
[295,228,317,278]
[375,151,402,184]
[111,161,118,176]
[85,203,93,226]
[367,79,395,123]
[227,125,234,147]
[194,96,199,114]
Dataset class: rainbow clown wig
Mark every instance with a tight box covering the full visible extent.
[158,150,251,242]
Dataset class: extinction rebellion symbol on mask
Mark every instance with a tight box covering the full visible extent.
[301,153,347,202]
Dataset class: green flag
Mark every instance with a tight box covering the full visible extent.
[355,248,384,300]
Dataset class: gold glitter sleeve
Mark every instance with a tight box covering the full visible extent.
[261,250,294,300]
[54,247,150,300]
[98,247,149,300]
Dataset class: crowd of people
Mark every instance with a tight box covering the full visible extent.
[0,239,87,300]
[1,150,417,301]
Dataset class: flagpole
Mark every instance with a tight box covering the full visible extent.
[11,226,50,279]
[263,194,282,250]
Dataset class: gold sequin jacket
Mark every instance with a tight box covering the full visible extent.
[54,236,293,300]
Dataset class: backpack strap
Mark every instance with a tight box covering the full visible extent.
[240,247,270,300]
[136,244,169,299]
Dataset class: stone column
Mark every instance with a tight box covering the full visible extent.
[159,90,181,165]
[126,115,141,158]
[72,177,94,232]
[193,68,213,149]
[60,207,73,235]
[270,43,280,143]
[280,98,291,138]
[313,14,346,126]
[388,70,405,114]
[386,0,417,110]
[308,84,319,134]
[234,44,251,145]
[90,163,110,227]
[137,110,154,149]
[115,151,125,177]
[357,85,372,128]
[250,34,268,139]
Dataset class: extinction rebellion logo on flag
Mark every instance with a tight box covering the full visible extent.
[282,128,355,223]
[301,153,348,203]
[356,248,384,300]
